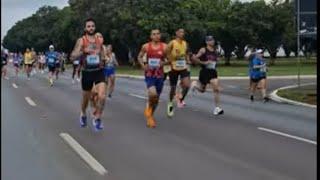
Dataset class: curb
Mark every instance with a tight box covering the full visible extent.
[269,83,317,108]
[116,74,316,80]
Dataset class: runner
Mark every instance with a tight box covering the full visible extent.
[45,45,59,86]
[104,44,119,99]
[1,49,9,79]
[30,47,37,75]
[249,49,269,102]
[191,35,224,115]
[24,48,33,80]
[13,52,21,78]
[138,29,167,128]
[55,52,61,80]
[165,28,191,117]
[38,52,46,74]
[60,52,66,74]
[70,18,107,131]
[72,56,81,84]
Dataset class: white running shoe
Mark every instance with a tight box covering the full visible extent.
[213,107,224,115]
[76,78,80,82]
[191,81,198,95]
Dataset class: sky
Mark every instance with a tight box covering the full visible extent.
[1,0,272,41]
[1,0,69,40]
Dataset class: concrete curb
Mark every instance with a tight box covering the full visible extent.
[116,74,316,80]
[269,83,317,108]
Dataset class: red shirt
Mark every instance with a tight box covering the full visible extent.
[145,42,165,78]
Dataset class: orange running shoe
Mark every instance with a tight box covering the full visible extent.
[144,106,156,128]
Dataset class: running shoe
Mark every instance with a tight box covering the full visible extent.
[49,78,54,86]
[76,78,81,82]
[190,81,198,95]
[213,107,224,115]
[167,101,174,117]
[250,95,254,102]
[79,115,87,127]
[144,106,156,128]
[263,97,269,103]
[177,97,186,108]
[93,118,103,131]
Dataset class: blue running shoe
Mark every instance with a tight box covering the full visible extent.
[80,115,87,128]
[93,119,103,131]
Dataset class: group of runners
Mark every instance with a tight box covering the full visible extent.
[1,17,269,131]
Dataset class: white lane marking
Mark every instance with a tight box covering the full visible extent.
[59,133,108,176]
[25,97,37,106]
[129,93,147,100]
[12,83,18,88]
[258,127,317,145]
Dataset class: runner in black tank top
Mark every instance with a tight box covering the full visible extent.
[191,35,224,115]
[70,18,107,131]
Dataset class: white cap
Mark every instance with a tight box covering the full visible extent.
[256,49,263,54]
[49,45,54,49]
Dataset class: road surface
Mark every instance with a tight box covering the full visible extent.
[1,67,317,180]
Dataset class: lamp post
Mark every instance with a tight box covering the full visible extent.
[297,0,301,88]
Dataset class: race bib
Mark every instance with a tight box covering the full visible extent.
[86,55,100,65]
[106,63,114,68]
[73,60,80,65]
[148,58,160,68]
[206,61,216,69]
[48,58,55,63]
[176,58,186,68]
[261,65,267,73]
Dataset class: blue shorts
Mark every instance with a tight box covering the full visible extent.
[104,68,115,77]
[145,77,164,95]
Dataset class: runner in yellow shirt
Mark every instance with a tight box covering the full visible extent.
[24,48,33,80]
[165,28,191,117]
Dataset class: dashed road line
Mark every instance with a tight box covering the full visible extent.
[59,133,108,176]
[129,93,147,100]
[25,97,37,106]
[258,127,317,145]
[12,83,18,88]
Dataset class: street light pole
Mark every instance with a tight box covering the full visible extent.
[297,0,301,87]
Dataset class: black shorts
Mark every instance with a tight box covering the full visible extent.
[251,76,266,83]
[169,69,190,86]
[199,68,218,85]
[48,66,56,72]
[73,64,79,70]
[81,69,105,91]
[25,64,33,68]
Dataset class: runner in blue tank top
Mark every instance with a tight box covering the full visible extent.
[45,45,59,86]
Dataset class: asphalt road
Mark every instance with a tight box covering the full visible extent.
[1,67,317,180]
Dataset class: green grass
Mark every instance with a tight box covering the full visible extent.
[65,57,317,76]
[116,58,317,76]
[277,84,317,105]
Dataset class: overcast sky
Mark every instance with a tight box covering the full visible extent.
[1,0,269,41]
[1,0,69,40]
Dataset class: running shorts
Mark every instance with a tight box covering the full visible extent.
[104,67,115,77]
[199,68,218,85]
[169,69,190,87]
[81,69,105,91]
[145,76,164,95]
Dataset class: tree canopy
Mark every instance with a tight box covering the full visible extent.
[3,0,301,64]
